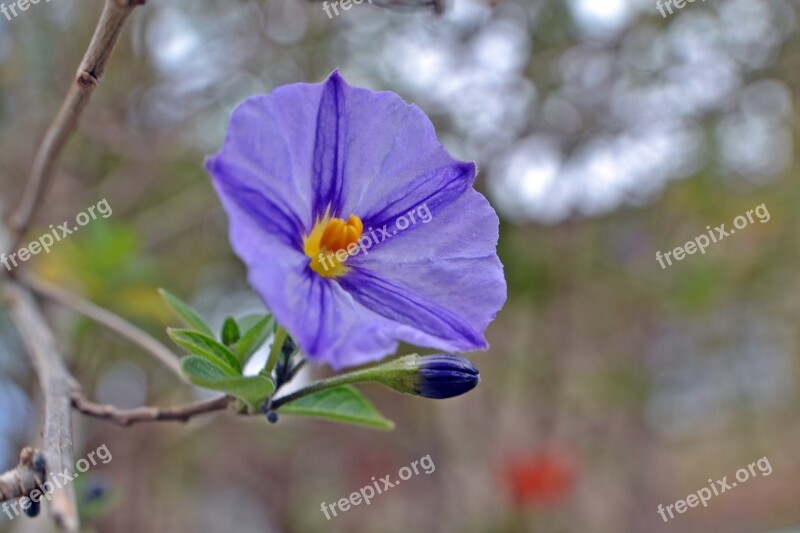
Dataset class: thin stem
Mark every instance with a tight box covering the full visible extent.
[71,393,234,427]
[264,326,287,376]
[279,359,307,389]
[3,281,80,532]
[23,275,186,382]
[271,365,389,409]
[7,0,145,243]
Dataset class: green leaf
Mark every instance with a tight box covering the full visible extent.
[158,289,214,337]
[221,317,241,346]
[168,329,241,374]
[279,386,395,431]
[232,315,273,365]
[237,314,272,332]
[180,355,230,381]
[181,357,275,407]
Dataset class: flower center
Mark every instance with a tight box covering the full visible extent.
[304,213,363,278]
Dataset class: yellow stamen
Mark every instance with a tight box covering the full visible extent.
[304,212,364,278]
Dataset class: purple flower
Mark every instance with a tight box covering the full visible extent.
[206,71,506,370]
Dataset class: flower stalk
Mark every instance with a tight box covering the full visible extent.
[271,353,480,409]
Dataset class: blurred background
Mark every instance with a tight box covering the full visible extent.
[0,0,799,531]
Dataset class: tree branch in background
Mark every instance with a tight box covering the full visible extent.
[23,276,187,383]
[3,281,80,532]
[0,448,46,504]
[71,393,234,427]
[7,0,146,243]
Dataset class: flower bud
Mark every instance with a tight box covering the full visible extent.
[415,354,480,399]
[373,354,480,399]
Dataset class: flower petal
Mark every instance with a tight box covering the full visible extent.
[210,161,305,250]
[231,247,406,370]
[309,72,477,224]
[359,160,476,232]
[339,267,488,351]
[347,188,506,349]
[311,72,348,219]
[206,90,323,247]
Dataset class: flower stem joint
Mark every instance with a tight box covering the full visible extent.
[377,354,480,399]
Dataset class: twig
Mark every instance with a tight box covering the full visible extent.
[71,393,234,427]
[3,281,80,532]
[23,276,187,383]
[0,448,47,504]
[7,0,146,243]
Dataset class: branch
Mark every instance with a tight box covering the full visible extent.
[0,448,47,504]
[7,0,146,242]
[71,393,234,427]
[23,276,187,383]
[3,281,80,532]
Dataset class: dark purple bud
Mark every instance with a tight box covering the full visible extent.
[415,355,480,399]
[354,354,481,400]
